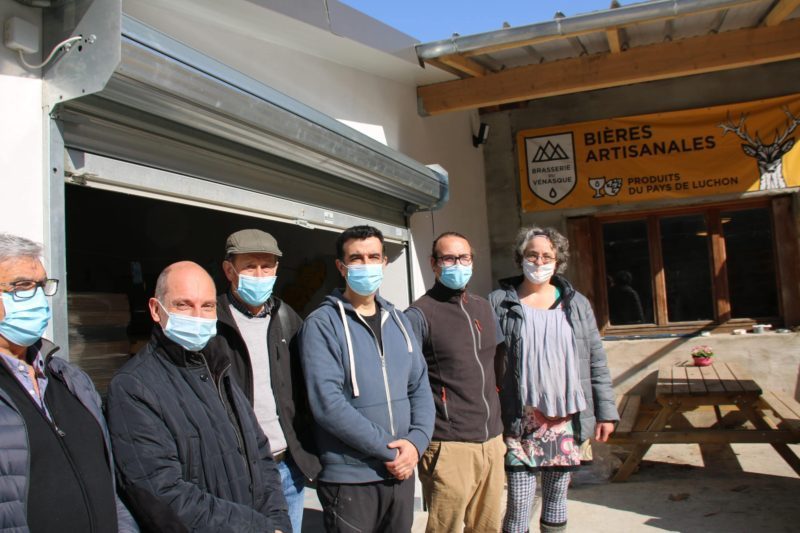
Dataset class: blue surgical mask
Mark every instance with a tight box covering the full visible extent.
[345,264,384,296]
[0,289,51,347]
[236,274,277,306]
[158,302,216,352]
[439,265,472,290]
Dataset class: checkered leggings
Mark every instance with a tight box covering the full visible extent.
[502,470,571,533]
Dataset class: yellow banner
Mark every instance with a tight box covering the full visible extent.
[517,94,800,211]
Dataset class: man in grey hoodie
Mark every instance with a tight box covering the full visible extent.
[299,225,434,533]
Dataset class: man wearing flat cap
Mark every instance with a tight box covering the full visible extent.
[215,229,320,533]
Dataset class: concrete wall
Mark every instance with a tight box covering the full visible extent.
[123,0,493,300]
[0,1,44,242]
[607,332,800,402]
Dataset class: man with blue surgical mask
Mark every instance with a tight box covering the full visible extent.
[405,232,506,533]
[216,229,320,533]
[0,233,137,532]
[106,261,290,533]
[299,225,434,533]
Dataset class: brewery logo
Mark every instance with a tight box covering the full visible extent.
[525,133,576,204]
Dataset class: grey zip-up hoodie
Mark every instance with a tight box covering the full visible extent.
[299,289,434,484]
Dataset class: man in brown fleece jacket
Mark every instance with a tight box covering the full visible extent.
[405,232,506,533]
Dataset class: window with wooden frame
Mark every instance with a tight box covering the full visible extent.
[567,196,800,336]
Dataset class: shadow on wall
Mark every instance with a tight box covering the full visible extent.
[611,336,696,390]
[606,332,800,399]
[622,370,659,404]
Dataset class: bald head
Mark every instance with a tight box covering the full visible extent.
[150,261,217,324]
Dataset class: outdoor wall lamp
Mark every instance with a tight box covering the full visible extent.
[473,122,490,147]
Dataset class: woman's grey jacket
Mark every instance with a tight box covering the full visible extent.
[0,339,138,532]
[489,275,619,443]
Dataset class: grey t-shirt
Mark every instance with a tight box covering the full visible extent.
[520,303,587,417]
[230,306,287,455]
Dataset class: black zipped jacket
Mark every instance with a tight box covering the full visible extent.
[406,282,504,443]
[215,293,321,482]
[106,327,291,533]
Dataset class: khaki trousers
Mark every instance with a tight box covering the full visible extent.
[419,434,506,533]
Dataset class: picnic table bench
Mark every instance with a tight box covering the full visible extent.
[609,362,800,481]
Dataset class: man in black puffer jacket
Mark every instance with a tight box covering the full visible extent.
[107,261,290,533]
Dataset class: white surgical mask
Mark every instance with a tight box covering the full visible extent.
[522,261,556,285]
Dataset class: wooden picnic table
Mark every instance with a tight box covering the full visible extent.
[611,361,800,482]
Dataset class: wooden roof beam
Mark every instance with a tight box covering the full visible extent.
[606,28,621,53]
[607,0,623,51]
[436,53,489,77]
[764,0,800,26]
[417,18,800,115]
[425,58,474,79]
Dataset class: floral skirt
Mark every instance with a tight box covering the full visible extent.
[504,407,582,472]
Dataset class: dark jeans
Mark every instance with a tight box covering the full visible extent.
[317,475,415,533]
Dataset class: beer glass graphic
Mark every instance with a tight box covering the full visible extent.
[588,177,606,198]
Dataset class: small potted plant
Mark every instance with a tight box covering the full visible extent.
[690,345,714,366]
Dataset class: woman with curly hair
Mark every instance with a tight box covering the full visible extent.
[489,226,618,532]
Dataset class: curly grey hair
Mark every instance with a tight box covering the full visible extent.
[513,226,569,274]
[0,233,43,265]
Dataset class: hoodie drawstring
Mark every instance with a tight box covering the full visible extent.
[337,300,360,397]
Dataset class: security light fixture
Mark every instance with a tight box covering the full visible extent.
[473,122,490,147]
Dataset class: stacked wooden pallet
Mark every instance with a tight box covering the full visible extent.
[68,292,132,394]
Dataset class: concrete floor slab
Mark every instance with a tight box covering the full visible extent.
[301,441,800,532]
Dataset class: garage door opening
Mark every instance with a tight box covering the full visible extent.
[64,184,408,391]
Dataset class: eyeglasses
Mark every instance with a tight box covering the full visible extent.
[436,254,474,267]
[523,253,556,264]
[0,279,59,301]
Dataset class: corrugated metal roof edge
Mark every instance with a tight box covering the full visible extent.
[415,0,758,59]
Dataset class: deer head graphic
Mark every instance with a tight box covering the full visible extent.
[719,107,799,190]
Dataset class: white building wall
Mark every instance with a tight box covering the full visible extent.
[0,1,44,243]
[123,0,493,300]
